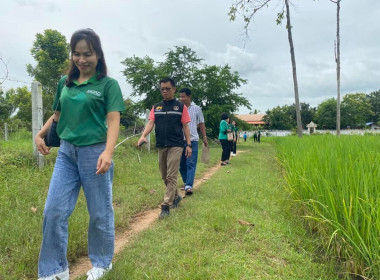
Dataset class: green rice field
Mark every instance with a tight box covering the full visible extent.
[274,134,380,279]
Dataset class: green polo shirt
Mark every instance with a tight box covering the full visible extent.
[218,120,229,140]
[52,74,125,146]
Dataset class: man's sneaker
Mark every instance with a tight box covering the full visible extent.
[171,195,182,208]
[86,264,112,280]
[232,153,236,156]
[38,268,69,280]
[185,187,193,196]
[159,204,170,219]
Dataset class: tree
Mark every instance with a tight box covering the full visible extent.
[264,105,293,130]
[229,0,303,137]
[9,87,33,129]
[341,93,373,128]
[160,46,203,86]
[367,90,380,124]
[288,102,315,128]
[119,98,145,132]
[26,29,70,119]
[121,46,251,138]
[331,0,342,136]
[0,88,16,122]
[263,102,314,130]
[315,98,337,129]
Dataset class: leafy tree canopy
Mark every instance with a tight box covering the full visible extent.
[0,87,33,130]
[341,93,373,128]
[0,88,16,121]
[121,46,251,137]
[367,90,380,123]
[263,102,315,130]
[316,98,337,129]
[26,29,70,119]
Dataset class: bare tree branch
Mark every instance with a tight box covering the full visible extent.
[0,55,9,85]
[229,0,273,47]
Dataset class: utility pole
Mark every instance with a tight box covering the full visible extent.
[4,123,8,141]
[31,81,44,169]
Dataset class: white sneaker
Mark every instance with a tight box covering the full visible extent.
[232,153,236,156]
[38,268,69,280]
[86,264,112,280]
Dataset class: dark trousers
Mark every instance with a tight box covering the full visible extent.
[232,141,237,154]
[220,139,230,161]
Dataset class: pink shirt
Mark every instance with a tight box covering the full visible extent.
[149,104,191,124]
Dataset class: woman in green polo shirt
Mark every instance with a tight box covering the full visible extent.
[219,112,231,166]
[35,29,125,280]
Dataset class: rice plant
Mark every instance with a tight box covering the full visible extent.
[275,134,380,279]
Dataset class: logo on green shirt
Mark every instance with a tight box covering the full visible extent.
[86,89,101,97]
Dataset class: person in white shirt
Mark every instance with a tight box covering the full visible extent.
[179,88,208,195]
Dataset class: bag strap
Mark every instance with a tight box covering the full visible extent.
[53,100,60,113]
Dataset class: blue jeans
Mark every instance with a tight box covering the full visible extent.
[179,141,198,189]
[38,140,114,277]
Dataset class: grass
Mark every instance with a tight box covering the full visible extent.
[1,132,344,279]
[0,131,220,279]
[98,140,338,280]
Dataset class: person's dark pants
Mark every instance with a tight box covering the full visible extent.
[228,141,233,159]
[220,139,230,162]
[232,141,237,154]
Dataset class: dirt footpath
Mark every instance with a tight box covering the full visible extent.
[69,161,223,279]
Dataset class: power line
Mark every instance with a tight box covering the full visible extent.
[0,77,31,85]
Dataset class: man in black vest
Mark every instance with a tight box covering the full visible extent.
[138,77,192,218]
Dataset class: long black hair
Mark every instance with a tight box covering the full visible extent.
[66,28,107,86]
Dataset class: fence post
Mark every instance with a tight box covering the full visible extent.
[145,109,150,153]
[31,81,44,169]
[4,122,8,141]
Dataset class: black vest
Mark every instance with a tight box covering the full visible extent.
[154,99,184,147]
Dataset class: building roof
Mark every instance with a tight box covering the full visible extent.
[236,114,266,125]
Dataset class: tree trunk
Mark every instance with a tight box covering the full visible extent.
[285,0,302,137]
[336,0,341,136]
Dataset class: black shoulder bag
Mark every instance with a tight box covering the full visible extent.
[44,101,61,147]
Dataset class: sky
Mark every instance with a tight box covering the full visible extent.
[1,0,379,114]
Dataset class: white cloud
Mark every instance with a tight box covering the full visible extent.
[1,0,379,114]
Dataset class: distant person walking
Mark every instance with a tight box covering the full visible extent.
[35,29,125,280]
[179,88,208,196]
[257,130,261,143]
[243,132,247,142]
[253,131,257,142]
[231,120,238,156]
[219,113,231,166]
[137,77,192,219]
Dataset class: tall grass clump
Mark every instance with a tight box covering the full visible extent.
[275,134,380,279]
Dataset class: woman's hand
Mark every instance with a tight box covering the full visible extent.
[34,113,60,155]
[35,134,51,155]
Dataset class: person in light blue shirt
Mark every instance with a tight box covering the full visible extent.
[179,88,208,195]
